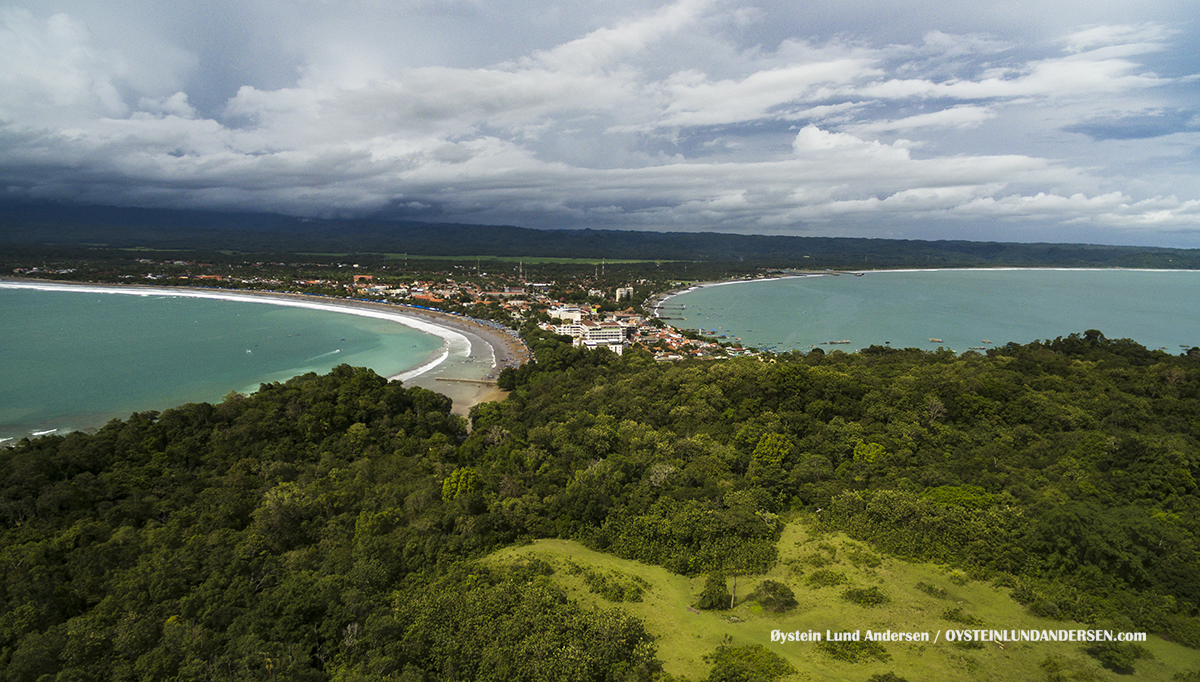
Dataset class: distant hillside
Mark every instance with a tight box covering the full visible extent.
[3,202,1199,269]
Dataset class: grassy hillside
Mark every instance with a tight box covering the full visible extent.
[488,519,1200,681]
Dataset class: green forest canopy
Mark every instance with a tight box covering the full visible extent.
[5,202,1200,268]
[2,331,1200,680]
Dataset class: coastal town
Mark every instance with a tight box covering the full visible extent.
[12,256,760,364]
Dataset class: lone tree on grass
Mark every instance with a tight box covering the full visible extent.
[697,571,731,610]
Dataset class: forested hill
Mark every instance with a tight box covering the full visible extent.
[3,332,1200,679]
[4,202,1200,269]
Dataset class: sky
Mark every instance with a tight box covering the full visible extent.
[1,0,1199,247]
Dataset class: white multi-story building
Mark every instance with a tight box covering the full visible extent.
[548,306,586,323]
[580,320,625,343]
[545,318,628,354]
[577,320,627,354]
[554,322,583,337]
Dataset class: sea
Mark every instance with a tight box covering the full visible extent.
[664,269,1200,355]
[0,284,449,443]
[6,269,1199,443]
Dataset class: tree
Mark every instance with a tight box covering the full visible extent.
[696,572,731,610]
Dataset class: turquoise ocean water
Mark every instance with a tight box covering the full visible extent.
[667,269,1200,355]
[0,288,444,441]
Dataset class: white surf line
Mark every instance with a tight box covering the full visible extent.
[0,281,473,381]
[657,275,810,310]
[395,347,452,382]
[486,336,498,369]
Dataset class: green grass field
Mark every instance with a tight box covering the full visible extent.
[486,519,1200,681]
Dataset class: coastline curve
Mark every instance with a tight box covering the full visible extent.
[1,278,529,418]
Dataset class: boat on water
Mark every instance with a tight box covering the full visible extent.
[929,338,943,343]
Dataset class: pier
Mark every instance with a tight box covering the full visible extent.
[435,377,498,387]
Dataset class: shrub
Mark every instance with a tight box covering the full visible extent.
[1041,654,1104,682]
[941,607,983,626]
[805,569,848,588]
[566,563,649,603]
[751,580,798,612]
[841,586,890,606]
[915,581,948,599]
[703,643,795,682]
[846,547,882,568]
[800,553,832,568]
[1085,641,1152,675]
[816,639,890,663]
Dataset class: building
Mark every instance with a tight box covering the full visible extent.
[548,306,586,323]
[544,317,628,355]
[577,319,627,354]
[483,287,527,298]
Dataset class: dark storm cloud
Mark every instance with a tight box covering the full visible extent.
[1,0,1198,245]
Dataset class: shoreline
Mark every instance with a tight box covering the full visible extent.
[653,266,1200,312]
[656,267,1200,355]
[0,278,529,416]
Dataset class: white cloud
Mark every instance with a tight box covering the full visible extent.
[852,105,995,134]
[138,92,197,119]
[0,1,1197,245]
[519,0,715,74]
[1063,23,1174,54]
[0,9,127,122]
[659,58,879,128]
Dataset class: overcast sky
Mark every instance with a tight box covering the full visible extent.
[2,1,1198,246]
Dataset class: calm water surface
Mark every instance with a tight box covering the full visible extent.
[0,288,443,441]
[667,269,1200,354]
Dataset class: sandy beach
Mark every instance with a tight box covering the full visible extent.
[0,279,529,416]
[226,291,528,415]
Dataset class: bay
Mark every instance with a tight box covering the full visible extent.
[0,286,446,441]
[666,269,1200,355]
